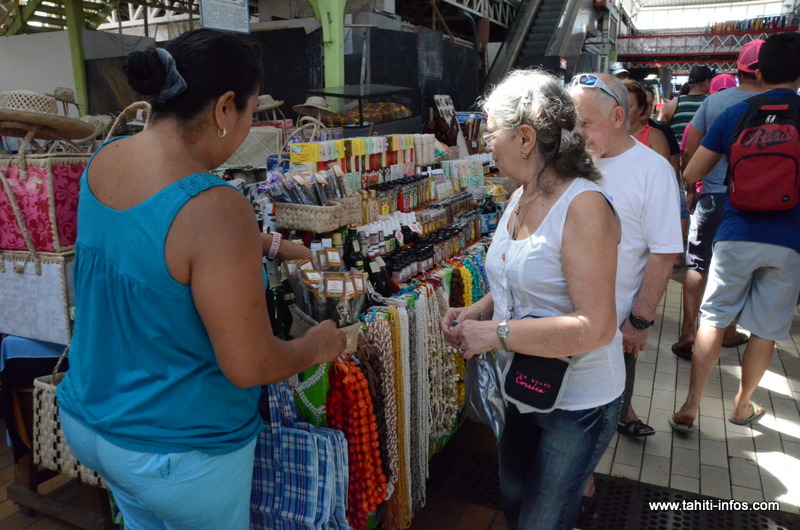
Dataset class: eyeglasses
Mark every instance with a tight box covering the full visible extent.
[571,74,621,107]
[481,130,503,146]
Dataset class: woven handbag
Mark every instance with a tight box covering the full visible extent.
[250,381,350,529]
[32,347,105,487]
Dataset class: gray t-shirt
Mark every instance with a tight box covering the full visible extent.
[690,86,762,194]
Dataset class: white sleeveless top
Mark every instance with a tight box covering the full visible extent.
[485,177,625,412]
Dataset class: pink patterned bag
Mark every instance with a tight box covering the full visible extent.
[0,153,89,252]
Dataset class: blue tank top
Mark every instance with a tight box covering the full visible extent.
[57,142,261,455]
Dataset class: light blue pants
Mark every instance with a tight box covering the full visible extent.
[60,409,257,530]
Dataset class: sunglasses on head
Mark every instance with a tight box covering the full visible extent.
[571,74,621,107]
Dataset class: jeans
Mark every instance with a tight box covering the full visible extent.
[499,396,622,530]
[60,409,257,530]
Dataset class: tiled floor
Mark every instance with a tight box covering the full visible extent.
[412,277,800,528]
[2,278,799,528]
[597,279,800,514]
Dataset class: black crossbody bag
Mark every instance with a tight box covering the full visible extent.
[502,317,573,412]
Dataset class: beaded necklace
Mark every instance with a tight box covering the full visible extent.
[365,310,399,494]
[430,282,460,436]
[406,287,431,511]
[385,305,413,529]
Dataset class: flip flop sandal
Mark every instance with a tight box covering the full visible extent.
[728,401,766,426]
[617,419,655,437]
[671,343,693,360]
[668,414,694,434]
[722,332,749,348]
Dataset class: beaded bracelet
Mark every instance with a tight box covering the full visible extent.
[267,232,282,260]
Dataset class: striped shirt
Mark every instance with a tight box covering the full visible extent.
[669,94,708,143]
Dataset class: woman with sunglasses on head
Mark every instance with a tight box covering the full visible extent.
[55,29,346,528]
[441,70,623,530]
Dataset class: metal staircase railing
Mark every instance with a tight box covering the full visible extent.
[483,0,543,90]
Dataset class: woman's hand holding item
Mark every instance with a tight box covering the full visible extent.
[304,319,347,364]
[448,320,499,360]
[441,303,485,349]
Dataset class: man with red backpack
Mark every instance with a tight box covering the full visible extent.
[670,32,800,433]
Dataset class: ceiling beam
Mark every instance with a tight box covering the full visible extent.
[5,0,46,35]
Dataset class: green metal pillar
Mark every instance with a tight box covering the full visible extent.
[64,0,89,115]
[307,0,347,88]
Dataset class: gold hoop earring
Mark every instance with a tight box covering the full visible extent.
[521,152,528,159]
[217,128,227,138]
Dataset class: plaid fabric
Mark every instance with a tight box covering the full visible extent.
[250,382,350,529]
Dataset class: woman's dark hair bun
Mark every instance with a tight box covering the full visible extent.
[124,49,165,97]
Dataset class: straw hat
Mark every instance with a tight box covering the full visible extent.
[292,96,334,117]
[46,87,77,104]
[0,90,94,140]
[255,94,284,113]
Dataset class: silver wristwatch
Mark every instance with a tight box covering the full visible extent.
[496,320,512,351]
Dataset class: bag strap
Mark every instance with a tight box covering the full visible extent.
[266,381,301,427]
[281,117,332,153]
[51,345,70,378]
[104,101,151,143]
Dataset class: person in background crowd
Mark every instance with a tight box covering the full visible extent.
[670,40,765,361]
[644,85,681,170]
[708,73,738,94]
[659,65,713,143]
[626,80,688,263]
[624,79,671,161]
[611,61,631,80]
[569,77,682,524]
[56,28,345,529]
[671,32,800,432]
[442,69,623,530]
[662,66,713,260]
[570,73,682,443]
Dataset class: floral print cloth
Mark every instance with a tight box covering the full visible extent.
[0,155,87,252]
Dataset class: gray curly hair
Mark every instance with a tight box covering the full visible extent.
[482,69,600,182]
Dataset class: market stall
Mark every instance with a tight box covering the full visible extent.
[1,85,506,528]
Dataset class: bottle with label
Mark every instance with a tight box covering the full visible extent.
[279,284,296,340]
[267,273,286,339]
[344,228,365,270]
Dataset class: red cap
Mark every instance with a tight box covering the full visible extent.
[737,39,764,74]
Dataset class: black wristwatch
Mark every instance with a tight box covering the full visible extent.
[628,313,655,330]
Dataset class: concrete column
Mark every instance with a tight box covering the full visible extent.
[64,0,88,115]
[660,66,673,102]
[307,0,347,88]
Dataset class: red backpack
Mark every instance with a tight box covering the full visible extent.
[726,93,800,211]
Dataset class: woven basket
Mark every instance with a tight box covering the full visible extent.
[331,193,362,227]
[33,366,106,488]
[225,127,282,168]
[275,201,343,233]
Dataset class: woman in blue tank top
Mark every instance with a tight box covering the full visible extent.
[56,29,346,529]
